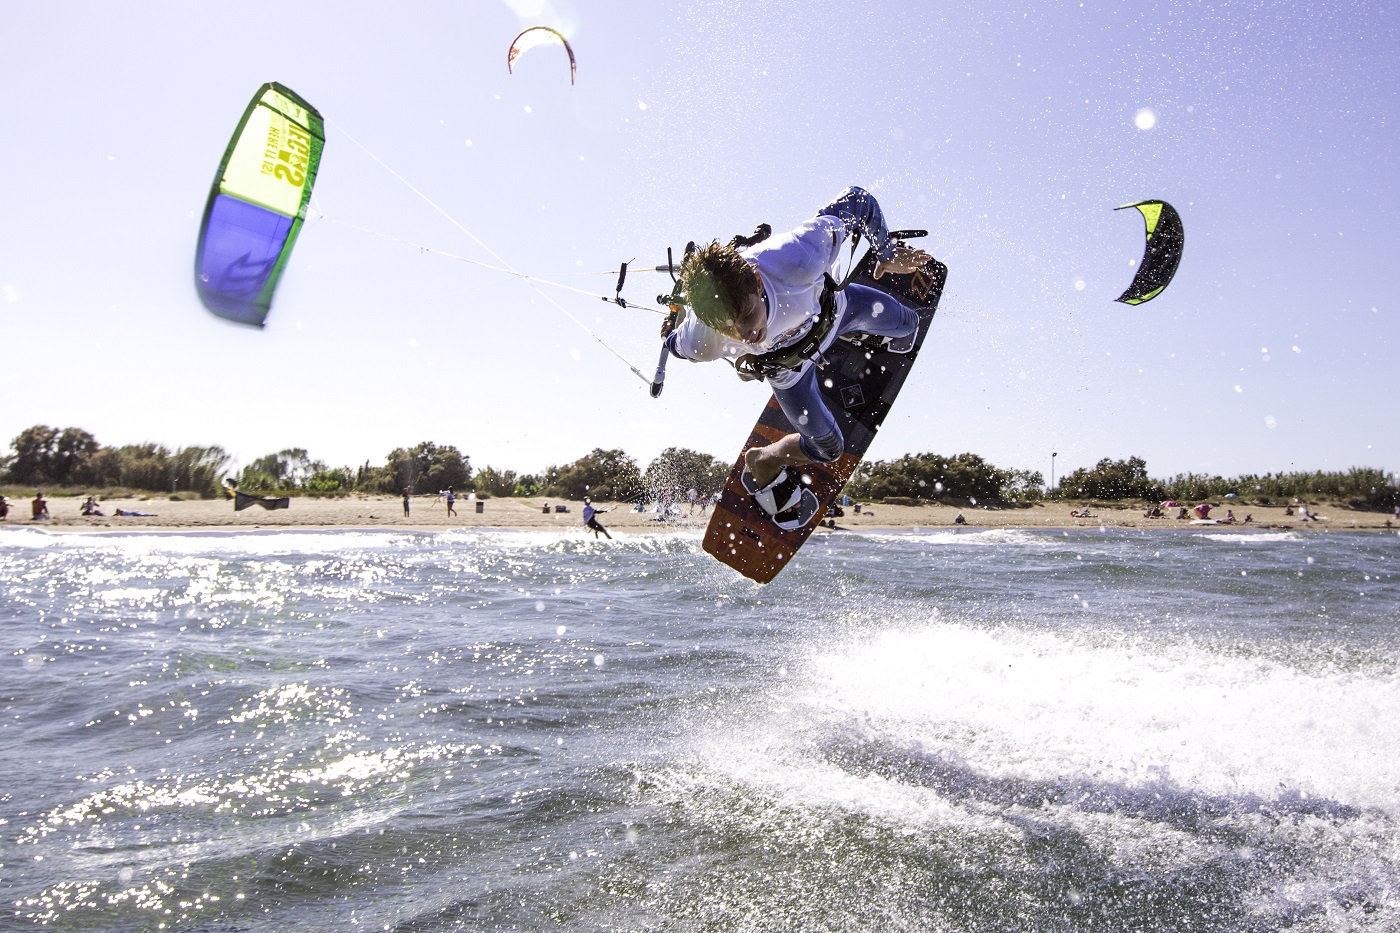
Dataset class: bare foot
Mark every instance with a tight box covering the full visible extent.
[745,433,812,488]
[745,446,783,488]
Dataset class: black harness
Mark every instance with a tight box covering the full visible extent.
[729,223,875,383]
[733,273,841,382]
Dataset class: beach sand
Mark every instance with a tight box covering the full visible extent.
[4,494,1396,535]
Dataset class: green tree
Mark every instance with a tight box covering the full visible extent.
[542,448,643,501]
[1000,468,1045,503]
[8,425,60,484]
[473,466,519,497]
[240,448,322,490]
[54,428,100,484]
[385,442,472,494]
[169,446,232,498]
[1057,456,1161,500]
[354,460,395,494]
[73,447,123,487]
[848,452,1008,503]
[114,443,171,491]
[306,467,354,494]
[643,447,728,500]
[7,425,103,485]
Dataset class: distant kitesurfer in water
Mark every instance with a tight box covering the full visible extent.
[661,187,929,510]
[582,497,612,539]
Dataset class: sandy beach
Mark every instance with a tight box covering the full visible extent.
[4,493,1395,535]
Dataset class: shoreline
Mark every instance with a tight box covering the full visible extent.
[3,494,1396,536]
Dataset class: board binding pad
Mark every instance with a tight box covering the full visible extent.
[703,251,948,583]
[741,466,820,530]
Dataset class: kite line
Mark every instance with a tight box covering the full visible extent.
[325,116,655,386]
[314,215,669,314]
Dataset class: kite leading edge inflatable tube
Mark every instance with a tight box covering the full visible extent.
[507,26,577,84]
[196,83,325,327]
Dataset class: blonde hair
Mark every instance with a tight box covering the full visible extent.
[679,241,757,331]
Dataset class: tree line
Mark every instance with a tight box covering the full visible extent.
[846,452,1396,510]
[1052,456,1398,509]
[5,425,1395,509]
[0,424,730,503]
[1,425,232,498]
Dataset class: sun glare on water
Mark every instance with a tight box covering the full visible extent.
[1134,109,1157,130]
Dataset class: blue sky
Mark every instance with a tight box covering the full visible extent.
[1,0,1396,482]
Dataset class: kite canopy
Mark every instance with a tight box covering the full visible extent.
[1115,200,1183,305]
[507,26,576,84]
[196,82,325,327]
[234,490,290,511]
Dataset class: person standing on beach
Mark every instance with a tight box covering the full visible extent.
[445,488,457,517]
[402,487,411,517]
[582,497,612,540]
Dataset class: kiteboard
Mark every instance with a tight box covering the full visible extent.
[703,249,947,583]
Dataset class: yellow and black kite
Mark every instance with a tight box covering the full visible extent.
[1116,200,1184,306]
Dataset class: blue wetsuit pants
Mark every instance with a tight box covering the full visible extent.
[770,282,918,463]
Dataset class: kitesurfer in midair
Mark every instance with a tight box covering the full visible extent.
[662,187,930,502]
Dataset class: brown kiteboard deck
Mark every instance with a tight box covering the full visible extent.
[703,252,948,583]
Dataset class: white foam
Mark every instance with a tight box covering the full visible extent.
[801,624,1400,814]
[2,526,706,560]
[2,528,423,557]
[97,587,165,604]
[0,526,64,550]
[685,621,1400,916]
[447,528,705,552]
[1194,531,1303,543]
[858,528,1047,548]
[675,741,1020,840]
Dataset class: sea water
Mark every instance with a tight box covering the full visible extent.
[1,525,1397,931]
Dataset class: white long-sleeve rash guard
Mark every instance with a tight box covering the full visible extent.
[668,216,849,390]
[667,185,898,391]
